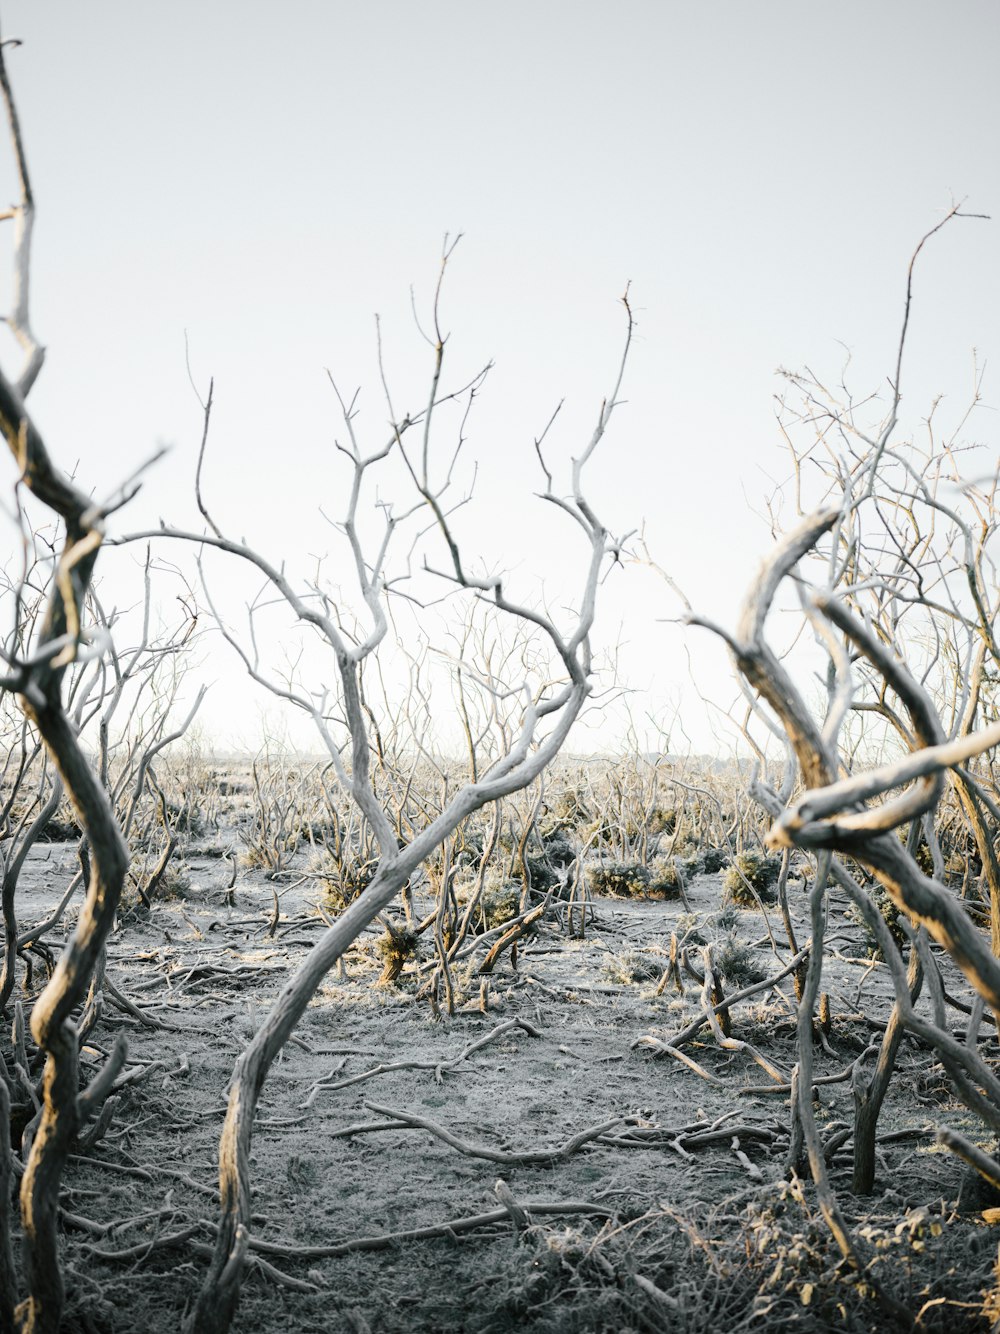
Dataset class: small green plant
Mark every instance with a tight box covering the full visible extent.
[586,861,651,898]
[453,867,522,933]
[376,924,419,985]
[647,856,682,898]
[477,878,522,932]
[723,851,781,906]
[846,882,906,959]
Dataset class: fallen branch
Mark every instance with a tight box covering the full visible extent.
[80,1223,319,1295]
[361,1101,622,1166]
[698,944,789,1084]
[633,1038,723,1085]
[637,947,809,1057]
[605,1122,778,1152]
[935,1126,1000,1192]
[245,1198,615,1259]
[300,1017,540,1106]
[82,1222,203,1262]
[104,975,164,1028]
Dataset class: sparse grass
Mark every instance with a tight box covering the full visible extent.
[714,933,767,987]
[601,948,661,984]
[708,902,741,933]
[466,1190,987,1334]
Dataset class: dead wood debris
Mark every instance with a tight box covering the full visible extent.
[300,1016,541,1106]
[355,1102,625,1166]
[244,1198,615,1259]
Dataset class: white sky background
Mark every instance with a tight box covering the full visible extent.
[0,1,997,757]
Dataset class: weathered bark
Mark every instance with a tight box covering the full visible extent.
[792,857,857,1260]
[774,849,805,1001]
[726,514,1000,1014]
[707,498,1000,1239]
[952,776,1000,957]
[851,835,1000,1013]
[0,1079,16,1334]
[15,1028,76,1334]
[852,944,922,1194]
[0,328,128,1334]
[13,706,128,1334]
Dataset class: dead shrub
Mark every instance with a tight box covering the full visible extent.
[601,948,661,984]
[309,849,377,912]
[714,934,767,987]
[845,882,907,960]
[466,1191,987,1334]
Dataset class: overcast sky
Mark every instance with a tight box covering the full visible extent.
[0,1,997,754]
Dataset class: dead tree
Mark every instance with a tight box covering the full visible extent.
[0,29,140,1334]
[689,213,1000,1270]
[118,245,634,1330]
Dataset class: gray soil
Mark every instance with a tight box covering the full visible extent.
[6,836,995,1333]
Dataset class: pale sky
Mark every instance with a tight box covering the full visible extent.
[0,2,997,755]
